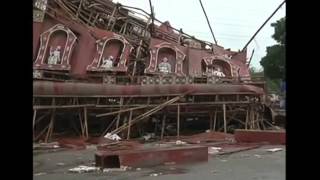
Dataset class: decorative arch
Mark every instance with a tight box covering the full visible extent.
[87,34,133,72]
[145,42,186,76]
[33,24,77,71]
[202,56,233,77]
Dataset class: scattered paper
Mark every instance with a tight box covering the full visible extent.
[254,154,262,158]
[266,148,283,152]
[103,166,130,173]
[150,172,163,177]
[68,165,99,173]
[208,147,222,154]
[34,172,47,176]
[175,140,187,145]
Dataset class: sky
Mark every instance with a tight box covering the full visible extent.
[113,0,286,71]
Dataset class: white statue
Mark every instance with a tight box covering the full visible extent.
[158,57,172,74]
[47,46,61,65]
[101,56,114,69]
[213,67,225,77]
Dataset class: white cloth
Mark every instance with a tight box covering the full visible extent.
[104,133,121,141]
[101,58,113,69]
[213,70,225,77]
[158,62,171,74]
[48,49,61,65]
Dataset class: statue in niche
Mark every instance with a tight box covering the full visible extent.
[101,55,114,69]
[213,67,226,77]
[158,57,172,74]
[47,46,61,65]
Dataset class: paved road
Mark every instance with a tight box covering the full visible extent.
[34,145,285,180]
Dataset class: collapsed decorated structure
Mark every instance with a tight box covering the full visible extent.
[33,0,277,143]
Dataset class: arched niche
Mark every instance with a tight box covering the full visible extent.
[145,42,186,76]
[202,56,233,77]
[33,24,77,71]
[87,34,132,72]
[158,47,176,72]
[43,31,67,64]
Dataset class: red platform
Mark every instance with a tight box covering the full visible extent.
[95,145,208,168]
[234,129,286,145]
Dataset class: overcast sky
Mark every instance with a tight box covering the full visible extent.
[114,0,286,71]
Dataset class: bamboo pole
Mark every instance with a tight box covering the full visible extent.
[100,116,117,137]
[96,105,148,117]
[84,107,89,139]
[160,114,166,140]
[213,110,217,132]
[177,105,180,139]
[111,94,186,134]
[127,110,133,140]
[79,111,84,137]
[209,112,213,131]
[245,107,249,129]
[223,104,227,133]
[45,110,55,143]
[33,110,37,139]
[116,97,124,129]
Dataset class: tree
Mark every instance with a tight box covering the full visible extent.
[260,17,285,80]
[250,67,280,93]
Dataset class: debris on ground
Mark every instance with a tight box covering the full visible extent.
[142,133,155,141]
[33,142,60,150]
[103,166,130,172]
[211,170,219,174]
[150,172,163,176]
[97,140,142,151]
[208,147,222,154]
[164,162,176,165]
[58,138,87,150]
[175,140,187,145]
[68,165,100,173]
[104,133,121,141]
[34,172,47,176]
[56,162,65,166]
[254,154,262,158]
[266,148,283,152]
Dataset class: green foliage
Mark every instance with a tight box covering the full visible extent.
[250,67,280,93]
[260,17,285,80]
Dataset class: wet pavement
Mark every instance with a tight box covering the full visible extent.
[33,145,285,180]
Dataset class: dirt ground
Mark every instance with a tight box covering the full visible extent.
[33,144,285,180]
